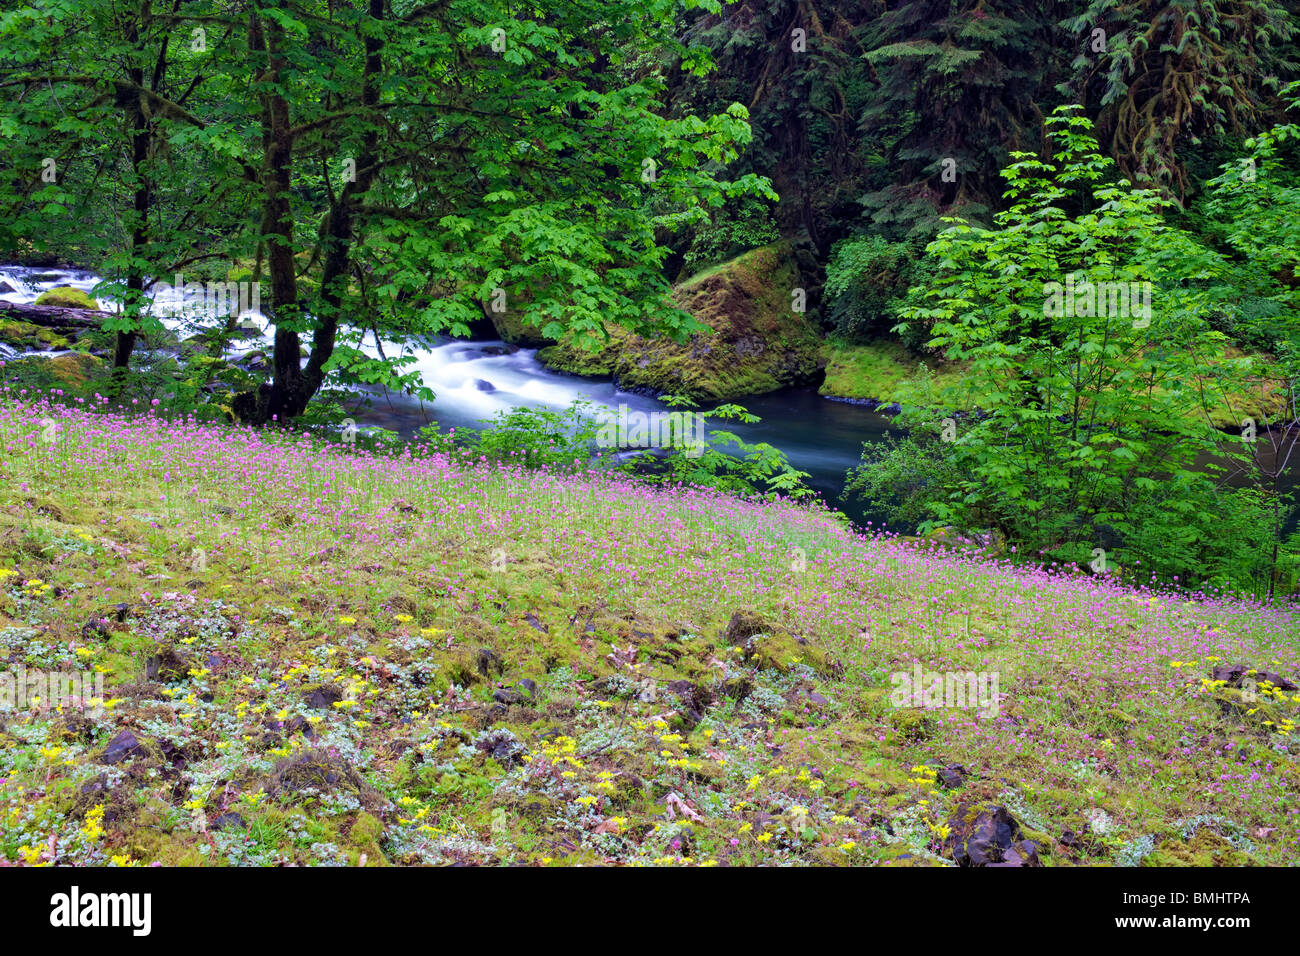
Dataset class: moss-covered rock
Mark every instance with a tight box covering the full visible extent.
[490,309,555,348]
[744,630,829,674]
[720,608,830,674]
[44,352,105,387]
[819,338,976,403]
[34,287,100,310]
[0,318,72,352]
[538,243,825,401]
[1144,827,1259,866]
[886,708,937,741]
[2,352,105,393]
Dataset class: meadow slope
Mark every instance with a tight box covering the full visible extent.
[0,397,1296,867]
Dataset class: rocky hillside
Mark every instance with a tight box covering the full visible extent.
[0,398,1295,867]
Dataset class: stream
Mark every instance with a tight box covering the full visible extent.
[0,265,894,524]
[3,264,1294,535]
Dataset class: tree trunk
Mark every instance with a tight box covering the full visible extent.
[113,0,156,375]
[0,301,105,327]
[242,6,306,424]
[235,0,384,425]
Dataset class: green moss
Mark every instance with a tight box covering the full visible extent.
[872,842,942,866]
[744,630,829,675]
[819,338,976,403]
[490,309,555,348]
[0,319,72,351]
[2,352,105,392]
[1144,828,1259,867]
[539,243,824,401]
[34,287,99,310]
[886,708,937,741]
[345,811,388,865]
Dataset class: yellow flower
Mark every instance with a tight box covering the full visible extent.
[81,804,105,842]
[393,614,413,623]
[336,616,357,625]
[756,832,772,844]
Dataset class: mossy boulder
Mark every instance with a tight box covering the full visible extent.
[744,631,828,674]
[1143,827,1259,866]
[538,243,825,401]
[720,609,829,674]
[34,287,99,310]
[0,318,72,352]
[44,352,105,387]
[886,708,937,742]
[345,811,389,865]
[2,352,105,393]
[819,338,977,403]
[489,308,555,348]
[265,749,384,812]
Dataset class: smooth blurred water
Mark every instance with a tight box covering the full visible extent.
[4,263,1292,532]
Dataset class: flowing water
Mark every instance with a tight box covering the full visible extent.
[3,264,1293,533]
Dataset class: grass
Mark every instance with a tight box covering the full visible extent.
[0,395,1296,867]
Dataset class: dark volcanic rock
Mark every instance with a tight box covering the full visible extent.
[723,610,769,644]
[144,646,190,682]
[304,685,344,710]
[476,648,505,677]
[945,805,1041,867]
[99,730,146,765]
[937,764,969,789]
